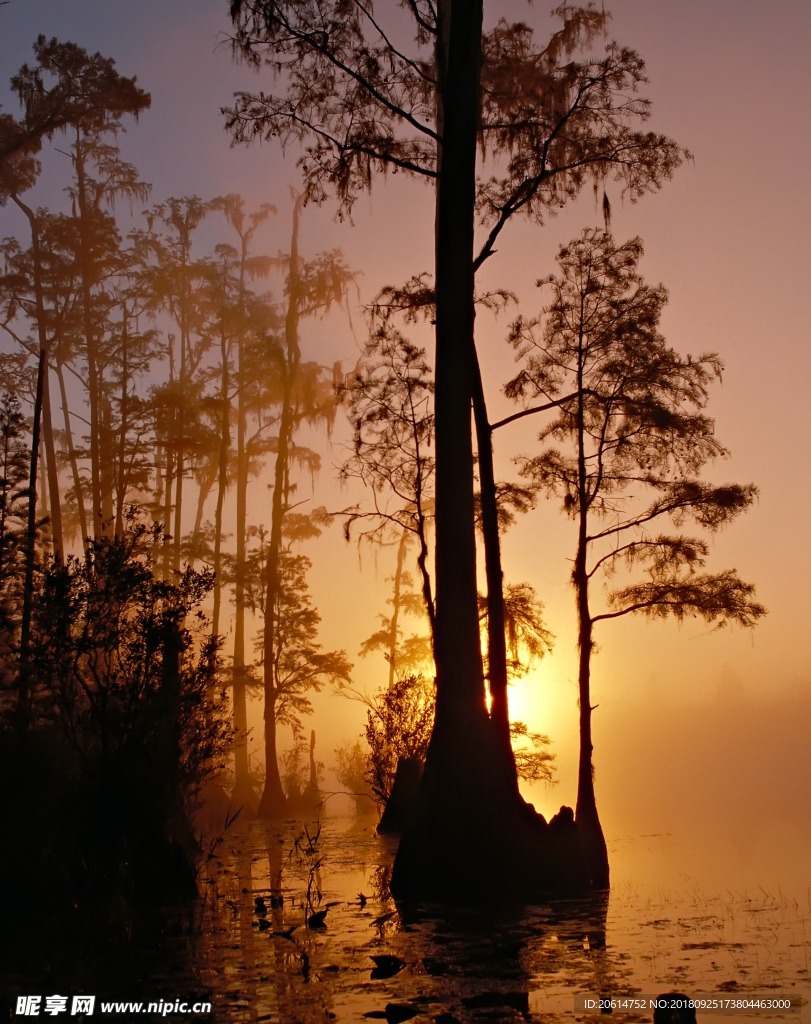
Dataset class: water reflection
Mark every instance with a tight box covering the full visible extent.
[196,820,638,1022]
[11,816,805,1022]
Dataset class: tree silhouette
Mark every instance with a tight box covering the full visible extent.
[245,527,352,812]
[258,195,352,815]
[182,197,281,806]
[363,672,555,811]
[62,83,150,543]
[143,196,213,571]
[228,294,282,805]
[25,516,232,910]
[2,199,65,557]
[2,209,100,544]
[357,533,433,690]
[0,37,149,171]
[1,38,149,558]
[507,229,766,885]
[228,1,686,897]
[338,325,436,650]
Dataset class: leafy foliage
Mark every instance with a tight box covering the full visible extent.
[507,228,764,885]
[339,330,434,546]
[509,721,556,785]
[227,2,685,239]
[1,36,150,189]
[33,518,232,796]
[243,535,352,731]
[363,674,434,806]
[479,581,554,681]
[334,738,371,799]
[362,673,556,805]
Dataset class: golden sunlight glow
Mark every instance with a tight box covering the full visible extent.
[508,658,574,741]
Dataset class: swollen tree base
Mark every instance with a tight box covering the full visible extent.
[230,778,259,819]
[257,788,288,819]
[390,716,595,903]
[392,795,592,904]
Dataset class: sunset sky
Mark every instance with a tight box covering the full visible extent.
[2,1,809,843]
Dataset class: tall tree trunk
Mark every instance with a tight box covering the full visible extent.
[471,348,515,778]
[430,0,486,736]
[189,463,216,559]
[18,348,46,729]
[393,0,590,901]
[38,440,49,524]
[74,132,105,540]
[211,316,230,637]
[394,0,496,893]
[172,354,185,574]
[40,364,62,557]
[55,356,89,546]
[162,333,176,577]
[162,440,174,571]
[231,351,252,804]
[258,196,304,817]
[573,343,608,887]
[387,528,409,689]
[114,310,130,537]
[10,195,64,558]
[573,531,608,888]
[100,389,115,528]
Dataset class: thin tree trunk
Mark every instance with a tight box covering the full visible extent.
[173,446,184,571]
[573,328,609,888]
[211,315,230,637]
[40,366,62,557]
[11,195,64,557]
[74,132,105,540]
[114,310,130,537]
[38,440,49,524]
[55,356,88,547]
[573,533,609,887]
[162,440,174,568]
[410,411,437,650]
[18,348,46,729]
[100,389,115,528]
[387,528,409,689]
[258,196,305,817]
[162,333,176,577]
[231,225,254,806]
[471,347,515,780]
[231,364,252,802]
[189,464,215,559]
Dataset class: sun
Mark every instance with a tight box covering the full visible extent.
[507,654,578,744]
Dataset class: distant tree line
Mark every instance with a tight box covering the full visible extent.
[0,36,357,936]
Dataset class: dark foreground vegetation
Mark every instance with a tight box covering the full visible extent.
[1,521,231,955]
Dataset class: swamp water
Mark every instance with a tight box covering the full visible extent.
[5,815,808,1023]
[190,815,810,1023]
